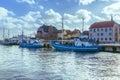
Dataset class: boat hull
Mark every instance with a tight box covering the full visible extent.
[19,43,43,48]
[1,42,18,46]
[50,41,102,52]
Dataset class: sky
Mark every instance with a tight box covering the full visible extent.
[0,0,120,39]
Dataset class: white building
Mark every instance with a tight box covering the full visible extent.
[89,20,120,43]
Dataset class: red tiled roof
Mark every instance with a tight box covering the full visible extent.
[90,21,116,29]
[72,29,80,34]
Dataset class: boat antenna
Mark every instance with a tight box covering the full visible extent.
[62,17,64,44]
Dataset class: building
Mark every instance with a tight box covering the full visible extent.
[89,20,120,43]
[82,31,89,36]
[57,30,72,40]
[57,29,80,40]
[36,24,58,40]
[72,29,80,38]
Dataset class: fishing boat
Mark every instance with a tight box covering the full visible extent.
[1,29,18,46]
[19,38,43,48]
[19,29,43,48]
[1,39,18,45]
[50,17,102,52]
[50,37,102,52]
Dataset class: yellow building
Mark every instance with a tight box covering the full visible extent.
[57,29,80,40]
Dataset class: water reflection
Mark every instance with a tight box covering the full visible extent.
[0,45,120,80]
[74,52,120,80]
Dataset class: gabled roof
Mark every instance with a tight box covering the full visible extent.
[72,29,80,34]
[90,21,116,29]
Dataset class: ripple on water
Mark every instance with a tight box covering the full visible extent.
[0,46,120,80]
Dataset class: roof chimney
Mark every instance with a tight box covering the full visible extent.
[111,15,113,21]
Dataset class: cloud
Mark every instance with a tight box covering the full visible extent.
[63,9,107,30]
[76,0,117,5]
[78,0,95,5]
[0,7,17,30]
[0,7,15,20]
[39,6,44,10]
[16,0,35,5]
[64,13,79,24]
[75,9,91,22]
[21,11,41,22]
[102,1,120,23]
[63,9,93,30]
[0,5,110,39]
[42,9,62,24]
[114,15,120,23]
[0,7,42,38]
[92,15,105,21]
[102,2,120,15]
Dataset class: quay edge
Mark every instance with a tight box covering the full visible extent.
[99,44,120,53]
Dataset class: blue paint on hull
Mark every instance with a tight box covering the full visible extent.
[50,41,102,52]
[19,43,43,48]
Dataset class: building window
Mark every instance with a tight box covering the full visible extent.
[109,28,112,30]
[105,38,107,41]
[97,33,99,36]
[109,38,112,40]
[94,29,96,32]
[101,33,103,36]
[97,38,99,41]
[90,34,92,37]
[109,33,112,36]
[101,28,103,31]
[119,28,120,33]
[90,29,92,32]
[105,28,107,32]
[97,28,99,31]
[101,38,103,40]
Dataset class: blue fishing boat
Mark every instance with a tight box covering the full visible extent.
[50,37,102,52]
[19,38,43,48]
[50,17,102,52]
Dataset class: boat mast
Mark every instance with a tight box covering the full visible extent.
[3,27,5,40]
[22,29,24,41]
[82,17,85,34]
[62,17,64,44]
[8,29,9,39]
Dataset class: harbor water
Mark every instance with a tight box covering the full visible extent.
[0,45,120,80]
